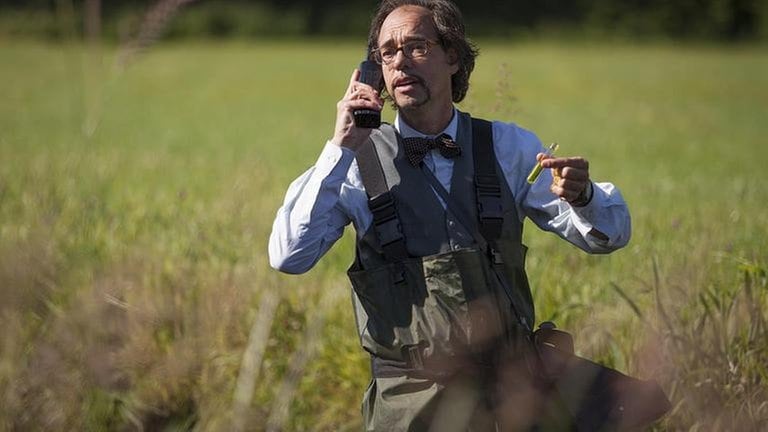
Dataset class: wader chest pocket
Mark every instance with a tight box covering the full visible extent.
[349,248,503,363]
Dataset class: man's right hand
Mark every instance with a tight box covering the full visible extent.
[330,69,384,152]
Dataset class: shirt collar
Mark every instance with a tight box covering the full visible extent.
[394,107,458,141]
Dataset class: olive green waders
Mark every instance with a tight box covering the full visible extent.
[348,113,567,431]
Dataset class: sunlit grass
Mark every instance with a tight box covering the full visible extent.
[1,39,766,430]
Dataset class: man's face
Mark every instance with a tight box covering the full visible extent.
[377,6,458,114]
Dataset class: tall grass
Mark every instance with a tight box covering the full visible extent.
[0,39,766,430]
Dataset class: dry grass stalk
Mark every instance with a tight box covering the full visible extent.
[82,0,197,136]
[82,0,102,136]
[491,62,519,118]
[265,286,345,432]
[115,0,198,72]
[615,258,768,430]
[231,289,280,432]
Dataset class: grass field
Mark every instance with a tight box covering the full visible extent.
[1,39,767,430]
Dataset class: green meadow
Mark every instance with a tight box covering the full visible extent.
[1,39,767,430]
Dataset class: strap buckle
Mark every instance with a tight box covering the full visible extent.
[489,248,504,265]
[475,174,503,220]
[368,192,405,247]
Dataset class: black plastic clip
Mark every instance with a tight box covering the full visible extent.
[475,174,504,221]
[393,264,406,285]
[369,192,405,247]
[489,248,504,265]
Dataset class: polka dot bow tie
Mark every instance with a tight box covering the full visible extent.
[402,134,462,166]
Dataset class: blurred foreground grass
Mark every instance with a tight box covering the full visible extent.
[1,39,767,430]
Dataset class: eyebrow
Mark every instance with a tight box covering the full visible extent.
[378,34,432,48]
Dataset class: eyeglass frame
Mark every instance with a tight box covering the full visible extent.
[372,39,440,65]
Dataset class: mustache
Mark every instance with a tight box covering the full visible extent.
[394,74,426,87]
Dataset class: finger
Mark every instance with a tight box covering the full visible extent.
[339,98,383,114]
[351,86,384,105]
[345,89,384,111]
[555,178,587,194]
[353,81,380,95]
[549,183,567,200]
[540,157,589,170]
[345,69,361,97]
[550,170,578,189]
[349,86,380,101]
[551,167,562,181]
[559,166,589,182]
[549,184,580,202]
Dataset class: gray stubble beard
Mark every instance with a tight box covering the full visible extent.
[391,82,432,114]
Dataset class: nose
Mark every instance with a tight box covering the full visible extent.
[390,49,409,69]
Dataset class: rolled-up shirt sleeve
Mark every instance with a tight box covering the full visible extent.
[566,181,631,252]
[268,142,365,274]
[493,121,631,254]
[270,119,631,275]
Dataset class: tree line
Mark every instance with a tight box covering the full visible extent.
[1,0,765,41]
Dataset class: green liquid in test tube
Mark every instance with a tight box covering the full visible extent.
[526,142,559,184]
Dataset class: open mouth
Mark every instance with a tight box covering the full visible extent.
[394,76,422,89]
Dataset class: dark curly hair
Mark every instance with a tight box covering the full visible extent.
[367,0,479,103]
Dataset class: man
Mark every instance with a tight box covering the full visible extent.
[269,0,631,430]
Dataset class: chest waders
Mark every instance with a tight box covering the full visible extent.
[349,112,558,431]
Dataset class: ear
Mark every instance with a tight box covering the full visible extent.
[446,47,459,74]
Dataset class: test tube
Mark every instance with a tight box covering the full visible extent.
[526,142,559,184]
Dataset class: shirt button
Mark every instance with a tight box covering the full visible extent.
[448,220,455,227]
[453,244,461,251]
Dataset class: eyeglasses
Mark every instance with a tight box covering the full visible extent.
[373,39,439,65]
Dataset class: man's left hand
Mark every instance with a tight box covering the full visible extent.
[538,154,590,204]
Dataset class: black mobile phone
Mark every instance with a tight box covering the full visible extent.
[353,52,383,129]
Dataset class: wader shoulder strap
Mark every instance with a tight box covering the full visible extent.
[471,118,503,245]
[354,118,498,262]
[355,135,409,261]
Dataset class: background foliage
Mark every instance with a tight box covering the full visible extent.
[1,1,767,430]
[1,0,767,41]
[2,38,767,430]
